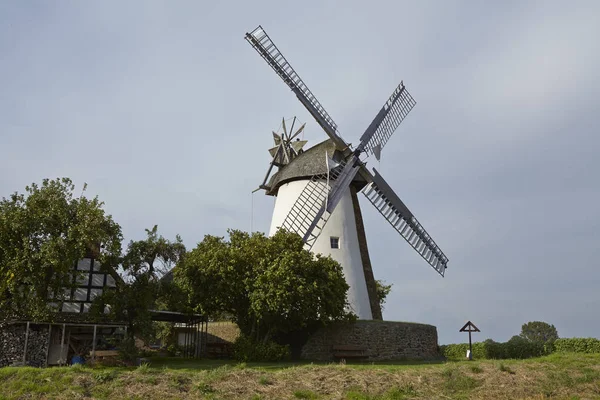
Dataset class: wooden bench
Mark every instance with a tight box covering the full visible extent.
[332,345,367,360]
[89,350,119,360]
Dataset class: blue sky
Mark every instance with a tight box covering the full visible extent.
[1,1,599,344]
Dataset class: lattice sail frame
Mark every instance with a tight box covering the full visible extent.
[359,82,417,156]
[362,170,448,276]
[279,158,361,250]
[245,26,346,149]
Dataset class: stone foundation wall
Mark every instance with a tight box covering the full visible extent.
[0,323,50,367]
[301,320,440,361]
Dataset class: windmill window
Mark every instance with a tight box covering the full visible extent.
[330,236,340,249]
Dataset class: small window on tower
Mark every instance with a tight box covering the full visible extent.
[330,236,340,249]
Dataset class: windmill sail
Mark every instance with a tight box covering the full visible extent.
[362,168,448,276]
[277,158,356,250]
[358,82,416,157]
[245,26,349,151]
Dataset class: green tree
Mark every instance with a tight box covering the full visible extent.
[375,279,392,311]
[175,229,354,344]
[520,321,559,344]
[0,178,122,320]
[95,225,186,343]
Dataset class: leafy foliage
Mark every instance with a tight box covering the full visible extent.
[440,342,487,360]
[112,336,139,364]
[94,225,186,342]
[232,335,291,362]
[175,229,354,344]
[0,178,122,320]
[442,335,600,360]
[440,337,546,360]
[520,321,559,344]
[554,338,600,353]
[374,279,392,311]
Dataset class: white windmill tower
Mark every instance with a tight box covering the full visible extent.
[247,26,449,320]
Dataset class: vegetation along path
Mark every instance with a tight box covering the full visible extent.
[1,353,599,399]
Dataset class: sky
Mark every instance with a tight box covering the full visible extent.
[1,1,599,344]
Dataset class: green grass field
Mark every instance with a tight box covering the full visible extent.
[1,353,599,399]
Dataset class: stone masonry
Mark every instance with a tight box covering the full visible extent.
[301,320,440,361]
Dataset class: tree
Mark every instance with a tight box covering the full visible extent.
[0,178,122,320]
[175,229,354,344]
[375,279,392,312]
[95,225,186,343]
[520,321,559,344]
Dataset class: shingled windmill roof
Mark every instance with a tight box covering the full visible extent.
[265,139,368,196]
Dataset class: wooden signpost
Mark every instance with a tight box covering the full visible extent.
[459,321,480,360]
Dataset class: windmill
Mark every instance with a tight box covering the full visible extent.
[246,26,449,320]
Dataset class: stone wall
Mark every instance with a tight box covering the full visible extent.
[301,320,440,361]
[0,323,50,367]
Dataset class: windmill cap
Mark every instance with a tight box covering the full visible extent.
[265,139,368,196]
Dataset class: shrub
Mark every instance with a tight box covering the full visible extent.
[554,338,600,353]
[441,338,545,360]
[439,342,487,360]
[232,335,291,362]
[503,336,546,359]
[117,337,139,363]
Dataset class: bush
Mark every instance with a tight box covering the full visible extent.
[441,337,600,360]
[554,338,600,353]
[232,335,291,362]
[440,342,487,360]
[500,336,546,359]
[441,338,546,360]
[117,337,139,363]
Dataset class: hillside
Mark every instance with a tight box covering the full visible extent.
[0,353,599,399]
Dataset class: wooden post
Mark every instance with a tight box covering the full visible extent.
[91,325,97,362]
[196,321,202,358]
[185,324,189,358]
[44,324,52,367]
[60,324,66,366]
[22,322,30,364]
[468,330,473,360]
[459,321,480,361]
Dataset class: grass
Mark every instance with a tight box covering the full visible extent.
[1,353,599,399]
[293,389,319,399]
[469,364,483,374]
[498,362,515,374]
[258,375,272,385]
